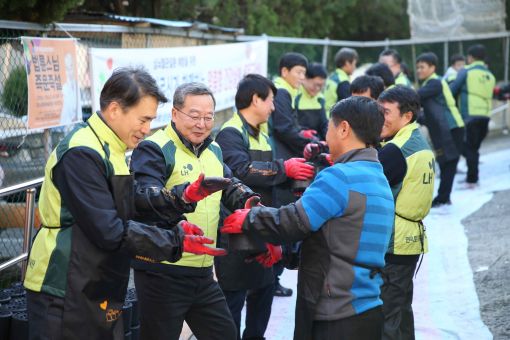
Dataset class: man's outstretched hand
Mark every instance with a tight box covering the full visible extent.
[177,220,204,236]
[183,173,231,203]
[254,244,282,268]
[183,235,227,256]
[221,209,250,234]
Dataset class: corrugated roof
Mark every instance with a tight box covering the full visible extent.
[66,11,244,34]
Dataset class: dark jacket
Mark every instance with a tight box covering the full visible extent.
[295,91,328,140]
[418,75,461,163]
[214,112,289,290]
[269,77,311,161]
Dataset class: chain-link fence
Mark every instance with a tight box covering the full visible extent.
[0,20,237,286]
[1,19,509,286]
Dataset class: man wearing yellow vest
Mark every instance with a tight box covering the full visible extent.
[449,44,496,189]
[416,52,465,207]
[270,52,314,161]
[379,49,413,88]
[324,47,358,112]
[377,86,435,340]
[23,68,223,340]
[130,82,259,340]
[295,62,329,140]
[215,74,314,340]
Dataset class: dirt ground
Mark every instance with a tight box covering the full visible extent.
[463,133,510,340]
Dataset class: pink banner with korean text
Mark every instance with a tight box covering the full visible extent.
[22,37,81,130]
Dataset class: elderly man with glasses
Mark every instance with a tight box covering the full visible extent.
[129,82,259,340]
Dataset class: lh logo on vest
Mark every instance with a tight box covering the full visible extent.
[181,164,193,176]
[422,159,435,185]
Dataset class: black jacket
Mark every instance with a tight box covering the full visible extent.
[418,78,460,163]
[215,112,288,290]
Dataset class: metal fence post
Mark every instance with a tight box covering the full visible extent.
[443,41,449,74]
[322,38,329,68]
[504,35,509,83]
[21,187,37,281]
[411,44,417,86]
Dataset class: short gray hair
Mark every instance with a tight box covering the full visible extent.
[173,82,216,109]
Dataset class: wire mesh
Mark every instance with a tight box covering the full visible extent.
[0,21,509,286]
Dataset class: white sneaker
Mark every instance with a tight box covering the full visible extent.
[457,182,479,190]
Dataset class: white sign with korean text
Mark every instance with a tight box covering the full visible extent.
[89,40,268,128]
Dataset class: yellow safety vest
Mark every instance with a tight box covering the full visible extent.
[146,124,224,268]
[24,113,129,297]
[382,122,435,255]
[324,68,350,113]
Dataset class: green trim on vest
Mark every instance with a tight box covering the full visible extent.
[395,72,412,87]
[325,68,349,111]
[274,76,298,108]
[40,227,72,297]
[221,112,273,153]
[145,129,177,178]
[423,73,464,129]
[295,87,325,110]
[382,122,435,255]
[459,61,496,119]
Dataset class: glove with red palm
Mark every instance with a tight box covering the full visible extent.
[303,141,328,160]
[178,220,204,236]
[299,129,318,140]
[183,173,231,203]
[254,243,283,268]
[183,235,227,256]
[317,153,333,166]
[221,209,250,234]
[284,158,315,180]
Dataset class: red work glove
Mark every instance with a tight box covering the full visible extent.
[299,129,318,139]
[284,158,315,180]
[244,196,263,209]
[221,209,250,234]
[317,153,333,166]
[183,235,227,256]
[303,141,328,160]
[254,244,283,268]
[178,220,204,236]
[183,173,231,203]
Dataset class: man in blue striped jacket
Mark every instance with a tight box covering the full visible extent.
[221,96,395,340]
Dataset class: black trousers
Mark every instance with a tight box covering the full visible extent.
[223,284,274,340]
[134,269,237,340]
[436,127,464,202]
[381,262,418,340]
[273,261,284,286]
[463,118,489,183]
[311,306,383,340]
[26,290,64,340]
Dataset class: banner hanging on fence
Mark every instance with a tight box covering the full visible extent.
[89,40,268,128]
[22,37,81,130]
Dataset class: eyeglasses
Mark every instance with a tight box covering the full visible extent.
[174,107,215,124]
[311,82,325,90]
